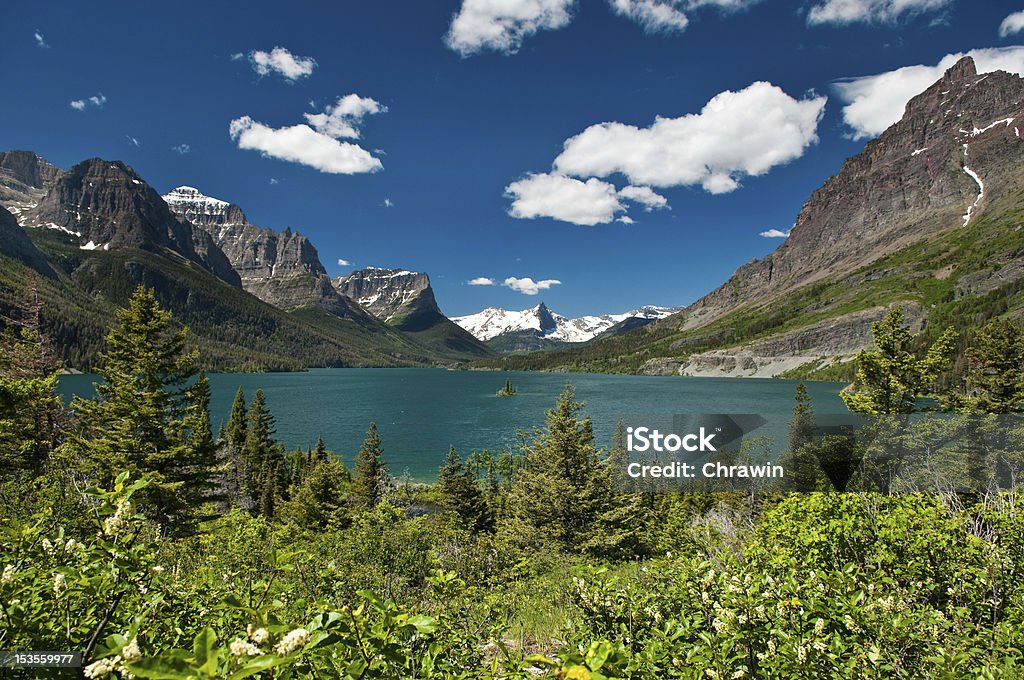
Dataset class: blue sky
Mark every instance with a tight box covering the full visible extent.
[3,0,1024,317]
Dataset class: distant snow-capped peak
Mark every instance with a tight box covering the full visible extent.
[452,303,676,343]
[162,186,230,217]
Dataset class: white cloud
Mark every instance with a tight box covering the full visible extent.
[468,277,496,285]
[618,185,669,211]
[229,116,383,174]
[34,30,49,48]
[504,277,562,295]
[70,94,106,111]
[505,173,625,225]
[249,47,316,81]
[617,215,635,224]
[609,0,689,33]
[337,258,352,266]
[999,11,1024,38]
[171,143,191,155]
[304,94,387,139]
[834,47,1024,139]
[383,197,394,208]
[807,0,951,26]
[552,81,825,193]
[126,135,140,147]
[269,178,279,185]
[759,228,790,238]
[445,0,575,56]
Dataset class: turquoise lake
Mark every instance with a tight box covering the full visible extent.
[58,369,848,481]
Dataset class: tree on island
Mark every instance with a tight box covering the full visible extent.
[497,378,517,397]
[351,422,389,509]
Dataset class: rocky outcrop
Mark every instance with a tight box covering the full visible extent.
[0,206,53,277]
[680,57,1024,331]
[163,186,361,317]
[334,268,442,330]
[649,305,926,378]
[0,151,61,210]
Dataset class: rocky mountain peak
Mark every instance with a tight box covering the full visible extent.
[333,268,439,324]
[681,60,1024,332]
[163,185,248,230]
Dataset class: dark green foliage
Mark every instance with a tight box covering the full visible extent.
[963,317,1024,413]
[782,382,823,491]
[351,422,388,509]
[501,384,636,557]
[438,445,494,534]
[63,286,207,529]
[240,389,283,516]
[842,307,957,415]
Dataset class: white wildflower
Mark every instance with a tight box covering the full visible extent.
[42,538,54,555]
[814,618,825,635]
[84,656,121,678]
[150,565,164,575]
[247,624,269,644]
[274,628,309,655]
[705,670,719,679]
[103,500,132,537]
[797,645,808,663]
[230,638,261,657]
[121,638,141,662]
[65,538,78,552]
[54,573,67,599]
[731,669,747,679]
[1,564,14,584]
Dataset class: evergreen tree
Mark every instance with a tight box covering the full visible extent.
[964,318,1024,413]
[841,307,957,415]
[501,384,610,554]
[0,281,63,472]
[65,286,201,526]
[784,382,822,491]
[179,373,221,521]
[312,435,331,464]
[585,420,647,559]
[227,388,247,451]
[438,445,494,534]
[241,389,282,514]
[280,457,350,529]
[351,422,388,509]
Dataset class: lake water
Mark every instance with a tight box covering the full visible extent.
[58,369,849,481]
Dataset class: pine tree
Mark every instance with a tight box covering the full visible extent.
[438,445,494,534]
[964,318,1024,413]
[227,388,247,451]
[841,307,957,415]
[0,281,63,472]
[65,286,200,526]
[312,435,330,464]
[279,457,349,529]
[351,422,388,509]
[179,373,221,523]
[241,389,282,514]
[585,420,647,559]
[784,382,821,491]
[501,384,609,553]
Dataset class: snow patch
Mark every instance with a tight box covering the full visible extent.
[911,147,929,157]
[962,163,985,227]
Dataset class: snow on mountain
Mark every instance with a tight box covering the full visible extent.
[452,303,677,343]
[162,185,230,219]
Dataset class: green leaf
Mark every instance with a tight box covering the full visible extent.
[228,654,290,680]
[405,615,439,634]
[126,656,195,680]
[193,627,218,675]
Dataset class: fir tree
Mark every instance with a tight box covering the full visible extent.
[241,389,282,514]
[784,382,821,491]
[65,286,200,526]
[227,388,247,451]
[351,422,388,509]
[842,307,957,415]
[501,384,609,554]
[964,318,1024,413]
[179,373,221,523]
[438,445,494,534]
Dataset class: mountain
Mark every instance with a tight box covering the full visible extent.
[475,57,1024,377]
[163,186,359,318]
[453,303,677,352]
[0,155,477,370]
[334,267,492,357]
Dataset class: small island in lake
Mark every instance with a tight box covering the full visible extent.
[496,378,517,397]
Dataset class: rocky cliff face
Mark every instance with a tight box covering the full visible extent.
[163,186,360,318]
[682,56,1024,331]
[7,158,239,285]
[0,151,61,212]
[333,268,441,329]
[0,206,52,277]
